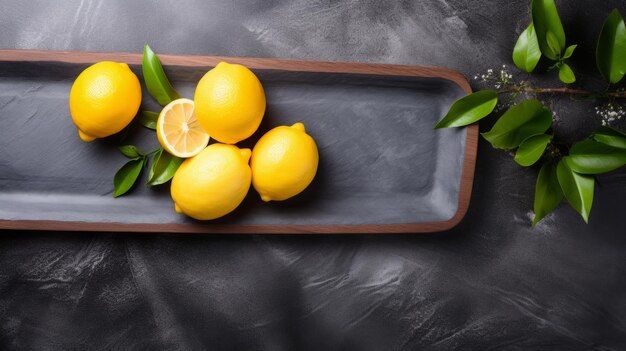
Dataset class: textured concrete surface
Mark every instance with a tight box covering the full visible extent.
[1,0,626,350]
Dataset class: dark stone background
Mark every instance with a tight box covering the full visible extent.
[1,0,625,350]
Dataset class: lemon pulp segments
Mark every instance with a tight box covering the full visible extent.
[157,98,209,158]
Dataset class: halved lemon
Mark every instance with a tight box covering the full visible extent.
[156,98,210,158]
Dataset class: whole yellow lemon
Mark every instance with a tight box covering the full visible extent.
[194,62,266,144]
[171,143,252,220]
[251,122,319,202]
[69,61,141,142]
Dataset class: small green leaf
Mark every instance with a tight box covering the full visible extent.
[481,99,552,149]
[113,159,145,197]
[513,23,542,73]
[592,126,626,149]
[558,63,576,84]
[532,0,566,60]
[118,145,143,159]
[147,148,184,186]
[142,44,181,106]
[596,9,626,84]
[557,158,594,223]
[566,139,626,174]
[434,90,498,129]
[515,134,552,166]
[140,111,159,130]
[546,31,562,58]
[533,162,563,226]
[562,44,577,59]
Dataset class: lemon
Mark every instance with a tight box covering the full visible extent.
[251,122,319,202]
[156,98,209,158]
[171,143,252,220]
[69,61,141,142]
[194,62,266,144]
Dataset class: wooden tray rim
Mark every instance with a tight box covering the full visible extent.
[0,49,477,234]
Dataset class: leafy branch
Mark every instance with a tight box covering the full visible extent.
[435,1,626,226]
[112,44,184,197]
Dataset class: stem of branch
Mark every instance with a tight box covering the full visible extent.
[504,87,626,97]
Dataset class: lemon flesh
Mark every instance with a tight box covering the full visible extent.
[69,61,141,142]
[156,98,209,158]
[194,62,266,144]
[251,122,319,202]
[171,144,252,220]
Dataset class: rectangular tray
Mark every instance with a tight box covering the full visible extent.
[0,50,476,234]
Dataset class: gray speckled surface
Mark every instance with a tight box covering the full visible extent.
[1,0,626,350]
[0,63,467,226]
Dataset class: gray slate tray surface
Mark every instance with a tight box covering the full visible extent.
[0,54,471,232]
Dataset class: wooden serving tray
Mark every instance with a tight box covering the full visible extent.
[0,50,476,234]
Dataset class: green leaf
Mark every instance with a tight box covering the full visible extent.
[140,111,159,130]
[113,159,145,197]
[118,145,143,159]
[513,23,542,73]
[147,148,184,186]
[481,99,553,149]
[532,0,566,60]
[562,44,577,59]
[558,63,576,84]
[533,162,563,226]
[566,139,626,174]
[434,90,498,129]
[596,9,626,84]
[557,158,594,223]
[142,44,181,106]
[546,31,562,58]
[515,134,552,166]
[592,126,626,149]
